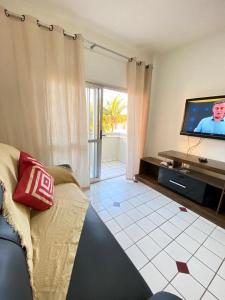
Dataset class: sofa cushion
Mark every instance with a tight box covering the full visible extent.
[13,152,54,211]
[31,182,88,300]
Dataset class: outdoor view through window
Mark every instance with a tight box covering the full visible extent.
[101,89,127,180]
[103,89,127,136]
[86,85,127,181]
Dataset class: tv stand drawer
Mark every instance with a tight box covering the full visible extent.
[158,167,207,204]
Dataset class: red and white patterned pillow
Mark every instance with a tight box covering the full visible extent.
[13,152,54,211]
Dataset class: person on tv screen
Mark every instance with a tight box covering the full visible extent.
[194,100,225,134]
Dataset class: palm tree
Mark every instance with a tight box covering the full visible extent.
[102,96,127,133]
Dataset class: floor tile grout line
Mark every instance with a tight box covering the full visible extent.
[134,207,220,291]
[207,225,225,249]
[107,194,171,231]
[90,178,225,299]
[99,187,159,211]
[97,192,204,259]
[200,258,225,300]
[164,220,224,274]
[166,282,187,300]
[164,273,187,299]
[131,210,200,278]
[202,238,225,260]
[135,210,203,280]
[187,243,224,272]
[150,242,220,300]
[120,197,178,229]
[200,288,219,300]
[90,183,152,197]
[92,191,222,267]
[95,190,166,239]
[140,207,224,296]
[184,225,209,244]
[100,172,126,181]
[121,197,223,268]
[113,205,176,241]
[115,206,185,272]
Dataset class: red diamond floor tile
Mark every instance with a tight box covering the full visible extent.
[176,261,190,274]
[179,207,187,212]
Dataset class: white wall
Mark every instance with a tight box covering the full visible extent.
[0,0,152,89]
[84,50,127,89]
[145,32,225,162]
[118,137,127,163]
[102,136,127,163]
[102,137,119,162]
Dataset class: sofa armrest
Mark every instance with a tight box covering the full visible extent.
[58,164,73,171]
[0,238,33,300]
[0,215,21,245]
[149,291,182,300]
[0,180,21,247]
[46,165,80,187]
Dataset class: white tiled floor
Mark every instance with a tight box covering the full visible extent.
[85,176,225,300]
[101,161,126,180]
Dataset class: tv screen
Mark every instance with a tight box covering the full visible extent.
[180,95,225,140]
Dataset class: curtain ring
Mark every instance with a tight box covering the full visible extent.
[37,20,53,31]
[128,58,133,62]
[63,30,77,39]
[4,9,9,17]
[4,9,25,21]
[21,15,25,22]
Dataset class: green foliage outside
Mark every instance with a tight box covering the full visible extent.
[88,95,127,135]
[102,96,127,133]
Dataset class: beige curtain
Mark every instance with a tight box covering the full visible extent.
[0,6,89,188]
[126,58,152,179]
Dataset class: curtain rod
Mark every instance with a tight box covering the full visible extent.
[4,8,152,67]
[85,39,129,60]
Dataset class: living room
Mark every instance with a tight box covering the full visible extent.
[0,1,225,300]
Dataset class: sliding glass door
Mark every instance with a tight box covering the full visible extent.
[86,84,103,182]
[86,83,128,182]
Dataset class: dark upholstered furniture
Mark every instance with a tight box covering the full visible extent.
[67,206,181,300]
[0,186,33,300]
[0,185,181,300]
[67,206,152,300]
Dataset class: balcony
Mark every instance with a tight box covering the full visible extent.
[101,135,126,180]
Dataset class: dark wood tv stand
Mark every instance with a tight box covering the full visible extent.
[137,150,225,228]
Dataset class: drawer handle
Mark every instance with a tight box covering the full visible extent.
[169,180,186,189]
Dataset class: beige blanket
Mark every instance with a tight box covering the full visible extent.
[0,144,88,300]
[0,144,33,288]
[31,181,88,300]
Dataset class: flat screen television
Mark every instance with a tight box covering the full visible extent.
[180,95,225,140]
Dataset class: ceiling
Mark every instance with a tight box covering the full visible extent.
[33,0,225,53]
